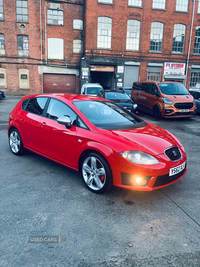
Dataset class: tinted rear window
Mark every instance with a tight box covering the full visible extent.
[25,97,48,115]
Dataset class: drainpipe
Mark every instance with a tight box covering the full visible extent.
[44,6,47,64]
[185,0,195,88]
[40,0,43,93]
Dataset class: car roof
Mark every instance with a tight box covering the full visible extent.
[82,83,102,87]
[22,93,106,102]
[189,89,200,92]
[103,89,126,93]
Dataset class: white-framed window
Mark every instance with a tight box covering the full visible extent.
[98,0,113,4]
[16,0,28,22]
[149,22,164,52]
[152,0,166,9]
[0,0,3,21]
[198,0,200,14]
[128,0,142,7]
[47,9,63,25]
[73,19,83,30]
[172,24,186,53]
[48,38,64,59]
[176,0,188,12]
[73,39,82,54]
[18,35,29,56]
[97,17,112,49]
[0,34,5,55]
[193,26,200,54]
[126,20,140,51]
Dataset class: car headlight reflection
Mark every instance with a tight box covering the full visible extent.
[120,151,159,165]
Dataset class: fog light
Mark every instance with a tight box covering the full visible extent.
[135,177,148,186]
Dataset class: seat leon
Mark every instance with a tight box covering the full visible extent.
[8,94,187,194]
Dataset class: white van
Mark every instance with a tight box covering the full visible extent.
[81,83,103,96]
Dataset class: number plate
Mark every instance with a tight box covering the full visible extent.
[179,109,189,112]
[169,162,185,176]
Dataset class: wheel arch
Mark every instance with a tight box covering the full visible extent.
[78,149,113,179]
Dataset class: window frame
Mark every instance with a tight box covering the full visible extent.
[17,35,29,57]
[172,24,186,54]
[73,39,82,54]
[16,0,28,23]
[97,16,112,49]
[128,0,142,7]
[47,8,63,26]
[152,0,166,10]
[149,22,164,52]
[0,0,4,21]
[126,19,140,51]
[0,33,5,55]
[48,38,64,60]
[98,0,113,4]
[193,26,200,55]
[175,0,189,12]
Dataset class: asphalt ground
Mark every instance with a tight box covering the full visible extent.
[0,96,200,267]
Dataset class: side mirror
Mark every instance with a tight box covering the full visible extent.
[57,116,72,129]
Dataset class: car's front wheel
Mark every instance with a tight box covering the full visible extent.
[9,128,25,155]
[81,152,112,194]
[153,105,161,119]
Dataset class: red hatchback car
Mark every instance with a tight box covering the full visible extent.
[8,94,187,193]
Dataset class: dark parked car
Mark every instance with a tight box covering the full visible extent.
[189,89,200,114]
[118,87,132,97]
[0,90,5,100]
[97,89,137,113]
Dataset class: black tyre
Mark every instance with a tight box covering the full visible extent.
[9,128,25,155]
[81,152,113,194]
[153,106,161,119]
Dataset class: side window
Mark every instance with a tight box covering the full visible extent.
[46,98,77,123]
[142,83,148,93]
[25,97,48,115]
[133,83,142,91]
[152,85,160,96]
[196,92,200,99]
[77,117,88,129]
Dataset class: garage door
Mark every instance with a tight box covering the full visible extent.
[43,74,76,94]
[124,66,139,87]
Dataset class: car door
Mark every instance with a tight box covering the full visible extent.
[20,97,48,152]
[40,98,79,168]
[145,84,161,113]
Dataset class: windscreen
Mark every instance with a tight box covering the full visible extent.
[86,87,102,95]
[158,83,189,95]
[73,100,143,129]
[105,92,130,100]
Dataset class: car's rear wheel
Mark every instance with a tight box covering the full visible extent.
[81,152,112,194]
[9,128,25,155]
[153,105,161,119]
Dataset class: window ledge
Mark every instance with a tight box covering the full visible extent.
[128,5,142,9]
[19,88,30,90]
[152,8,166,11]
[16,21,29,24]
[47,24,64,26]
[149,51,162,54]
[175,10,188,14]
[98,2,113,6]
[171,52,184,55]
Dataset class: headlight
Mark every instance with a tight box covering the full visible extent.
[120,151,159,165]
[162,97,174,105]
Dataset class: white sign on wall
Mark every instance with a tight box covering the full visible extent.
[164,62,185,75]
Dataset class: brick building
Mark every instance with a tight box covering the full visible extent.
[0,0,84,95]
[1,0,200,95]
[81,0,200,91]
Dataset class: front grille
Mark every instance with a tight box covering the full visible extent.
[153,167,186,188]
[174,102,194,109]
[165,146,182,161]
[170,112,195,116]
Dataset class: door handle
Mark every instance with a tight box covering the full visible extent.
[41,121,46,127]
